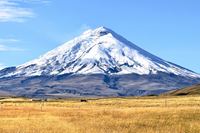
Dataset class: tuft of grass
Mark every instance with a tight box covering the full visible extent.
[0,96,200,133]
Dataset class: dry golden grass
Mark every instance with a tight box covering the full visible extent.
[0,96,200,133]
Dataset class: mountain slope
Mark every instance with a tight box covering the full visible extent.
[1,27,199,78]
[0,73,199,98]
[165,84,200,96]
[0,26,200,98]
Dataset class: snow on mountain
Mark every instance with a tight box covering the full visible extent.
[3,26,200,78]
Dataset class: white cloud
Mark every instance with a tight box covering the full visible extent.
[0,44,25,51]
[0,63,6,70]
[0,38,23,51]
[18,0,51,4]
[0,0,50,22]
[80,24,91,32]
[0,0,34,22]
[0,38,20,43]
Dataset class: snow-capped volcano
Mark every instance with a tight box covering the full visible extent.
[5,26,199,78]
[0,26,200,98]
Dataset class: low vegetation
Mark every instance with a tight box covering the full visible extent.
[165,84,200,96]
[0,96,200,133]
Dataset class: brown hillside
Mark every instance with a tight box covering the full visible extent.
[165,84,200,96]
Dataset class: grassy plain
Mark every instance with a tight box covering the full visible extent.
[0,96,200,133]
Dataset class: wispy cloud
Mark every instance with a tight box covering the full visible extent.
[0,44,25,51]
[0,0,50,22]
[0,63,6,70]
[80,24,91,32]
[0,38,23,51]
[18,0,51,4]
[0,38,20,43]
[0,0,34,22]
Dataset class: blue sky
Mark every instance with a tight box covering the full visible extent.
[0,0,200,73]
